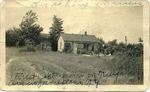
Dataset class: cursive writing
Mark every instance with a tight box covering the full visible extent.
[8,70,123,88]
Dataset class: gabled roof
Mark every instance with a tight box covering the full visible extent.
[61,33,100,43]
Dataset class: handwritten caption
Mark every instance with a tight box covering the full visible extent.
[15,0,143,7]
[8,70,122,88]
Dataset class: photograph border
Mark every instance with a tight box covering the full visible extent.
[0,0,149,91]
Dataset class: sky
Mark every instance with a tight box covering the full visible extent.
[4,1,143,43]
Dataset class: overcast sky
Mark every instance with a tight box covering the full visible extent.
[5,3,143,43]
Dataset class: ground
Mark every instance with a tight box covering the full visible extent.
[6,47,143,85]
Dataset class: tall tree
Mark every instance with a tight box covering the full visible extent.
[49,15,64,51]
[98,38,105,54]
[19,10,43,46]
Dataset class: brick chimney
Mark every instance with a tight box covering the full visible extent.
[85,31,87,36]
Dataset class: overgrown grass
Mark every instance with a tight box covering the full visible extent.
[6,47,143,85]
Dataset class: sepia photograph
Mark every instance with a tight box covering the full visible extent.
[0,0,149,91]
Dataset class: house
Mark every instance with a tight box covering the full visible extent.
[58,32,100,54]
[40,33,51,51]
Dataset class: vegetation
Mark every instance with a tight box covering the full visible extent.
[6,37,143,85]
[97,39,143,83]
[6,27,21,46]
[6,10,43,47]
[49,15,64,51]
[98,39,143,57]
[19,10,43,46]
[6,47,143,85]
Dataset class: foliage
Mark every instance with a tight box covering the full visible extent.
[98,38,105,54]
[110,55,143,83]
[97,38,143,57]
[19,10,43,46]
[49,15,64,51]
[25,39,36,51]
[6,10,43,47]
[96,38,143,83]
[6,27,21,46]
[7,47,143,85]
[97,38,143,83]
[104,39,118,55]
[125,43,143,57]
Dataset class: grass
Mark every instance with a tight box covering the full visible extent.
[6,47,143,85]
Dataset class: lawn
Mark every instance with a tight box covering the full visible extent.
[6,47,143,85]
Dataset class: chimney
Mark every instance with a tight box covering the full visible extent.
[85,31,87,36]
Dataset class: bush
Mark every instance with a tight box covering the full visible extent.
[108,55,143,83]
[6,27,21,47]
[25,39,36,52]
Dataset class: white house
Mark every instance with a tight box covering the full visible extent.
[58,32,100,54]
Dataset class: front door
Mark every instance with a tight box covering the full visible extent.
[64,42,72,53]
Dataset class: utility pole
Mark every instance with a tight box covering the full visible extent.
[125,36,127,45]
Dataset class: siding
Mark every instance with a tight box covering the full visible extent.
[58,36,64,52]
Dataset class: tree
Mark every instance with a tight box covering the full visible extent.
[19,10,43,46]
[6,27,21,46]
[105,39,118,55]
[49,15,64,51]
[117,42,127,55]
[98,38,105,55]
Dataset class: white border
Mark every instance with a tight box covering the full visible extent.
[0,0,149,91]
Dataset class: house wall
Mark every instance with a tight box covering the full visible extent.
[77,42,99,51]
[64,42,73,53]
[58,36,64,52]
[73,42,77,54]
[58,38,99,54]
[76,42,99,54]
[93,43,99,52]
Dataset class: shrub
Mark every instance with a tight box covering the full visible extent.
[109,55,143,83]
[6,27,21,47]
[25,39,36,52]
